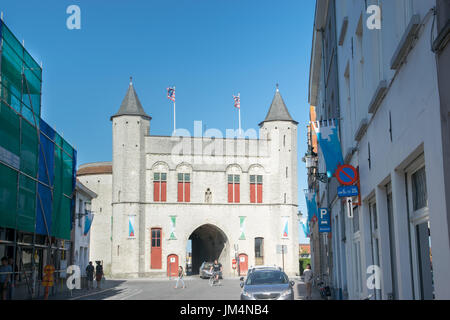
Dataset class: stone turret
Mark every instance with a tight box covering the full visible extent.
[259,86,298,206]
[110,79,150,277]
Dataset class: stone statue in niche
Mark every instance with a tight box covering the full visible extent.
[205,188,212,203]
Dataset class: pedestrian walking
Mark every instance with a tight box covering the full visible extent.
[95,261,103,289]
[174,266,185,289]
[86,261,94,290]
[0,257,12,300]
[303,264,314,300]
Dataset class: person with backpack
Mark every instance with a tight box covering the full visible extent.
[95,261,103,289]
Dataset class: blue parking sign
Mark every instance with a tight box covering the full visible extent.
[319,208,331,233]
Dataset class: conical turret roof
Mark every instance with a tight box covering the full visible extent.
[259,87,297,126]
[111,79,151,120]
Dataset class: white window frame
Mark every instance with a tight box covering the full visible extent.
[405,156,432,300]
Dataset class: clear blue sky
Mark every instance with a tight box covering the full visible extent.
[1,0,314,244]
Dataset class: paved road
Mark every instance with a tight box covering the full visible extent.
[51,276,322,300]
[68,277,242,300]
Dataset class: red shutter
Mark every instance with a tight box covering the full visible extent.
[228,183,233,203]
[178,182,184,202]
[235,183,240,203]
[154,182,160,202]
[185,182,190,203]
[250,184,256,203]
[161,181,167,202]
[257,184,263,203]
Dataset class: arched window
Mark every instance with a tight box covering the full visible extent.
[152,162,168,202]
[153,172,167,202]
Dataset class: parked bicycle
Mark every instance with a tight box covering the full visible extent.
[315,274,331,300]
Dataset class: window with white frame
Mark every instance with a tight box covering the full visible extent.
[406,160,434,300]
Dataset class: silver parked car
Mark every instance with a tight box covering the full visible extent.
[240,268,295,300]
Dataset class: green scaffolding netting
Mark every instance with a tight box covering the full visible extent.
[0,21,75,240]
[52,145,72,240]
[0,101,20,156]
[1,40,23,94]
[0,164,18,229]
[20,119,39,178]
[0,21,41,119]
[17,174,36,233]
[62,150,73,196]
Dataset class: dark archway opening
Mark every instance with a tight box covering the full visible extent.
[188,224,228,275]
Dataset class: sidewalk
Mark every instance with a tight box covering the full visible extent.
[293,277,323,300]
[47,280,125,300]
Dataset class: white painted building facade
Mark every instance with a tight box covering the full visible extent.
[72,180,97,277]
[78,83,300,278]
[309,0,450,300]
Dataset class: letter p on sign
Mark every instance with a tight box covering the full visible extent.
[320,208,328,223]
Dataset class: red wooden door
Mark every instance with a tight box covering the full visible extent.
[167,254,179,277]
[239,254,248,276]
[151,228,162,269]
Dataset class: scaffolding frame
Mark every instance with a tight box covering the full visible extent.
[0,19,77,299]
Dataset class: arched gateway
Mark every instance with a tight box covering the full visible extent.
[188,224,231,276]
[78,82,300,278]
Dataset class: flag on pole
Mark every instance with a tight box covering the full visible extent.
[167,87,176,102]
[233,94,240,109]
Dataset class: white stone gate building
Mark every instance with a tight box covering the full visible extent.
[77,81,299,278]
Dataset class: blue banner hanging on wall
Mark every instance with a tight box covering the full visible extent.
[311,119,344,177]
[300,221,310,238]
[304,189,318,224]
[83,211,94,236]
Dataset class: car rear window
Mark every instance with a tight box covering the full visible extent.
[246,270,288,285]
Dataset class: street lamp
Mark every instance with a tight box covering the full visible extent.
[76,202,92,220]
[297,210,303,221]
[303,127,328,184]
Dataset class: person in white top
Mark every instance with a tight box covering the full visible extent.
[303,264,314,300]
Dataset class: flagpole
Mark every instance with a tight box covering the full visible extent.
[238,93,241,138]
[173,86,176,135]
